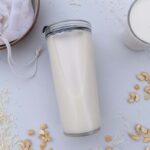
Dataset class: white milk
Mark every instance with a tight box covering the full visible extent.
[45,25,101,136]
[123,0,150,50]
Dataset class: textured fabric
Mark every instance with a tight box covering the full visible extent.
[0,0,34,44]
[0,33,43,79]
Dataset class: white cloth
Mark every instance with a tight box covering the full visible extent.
[0,0,42,79]
[0,33,43,79]
[0,0,34,44]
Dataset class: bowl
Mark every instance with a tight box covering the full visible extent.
[0,0,40,50]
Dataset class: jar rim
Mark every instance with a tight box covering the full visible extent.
[43,20,91,38]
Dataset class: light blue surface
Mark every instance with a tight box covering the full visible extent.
[0,0,149,149]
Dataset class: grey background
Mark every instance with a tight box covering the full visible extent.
[0,0,149,149]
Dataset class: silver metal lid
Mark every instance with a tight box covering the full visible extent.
[43,20,91,38]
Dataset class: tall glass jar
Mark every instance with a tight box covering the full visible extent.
[43,20,101,137]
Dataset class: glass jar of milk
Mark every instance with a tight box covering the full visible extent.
[123,0,150,50]
[43,20,101,137]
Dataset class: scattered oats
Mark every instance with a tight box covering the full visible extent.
[134,84,140,90]
[0,111,8,123]
[141,72,150,81]
[144,95,150,100]
[128,92,136,103]
[39,130,45,136]
[24,139,32,147]
[148,129,150,135]
[105,135,113,142]
[105,146,113,150]
[145,146,150,150]
[20,123,53,150]
[128,92,140,103]
[0,89,18,150]
[0,15,4,22]
[18,139,32,150]
[134,94,140,102]
[128,72,150,103]
[40,123,48,130]
[128,133,141,141]
[38,125,52,150]
[49,148,53,150]
[144,137,150,143]
[136,72,150,83]
[39,130,52,142]
[18,140,26,149]
[135,124,142,135]
[40,141,47,149]
[28,129,35,136]
[130,123,150,144]
[129,92,136,99]
[128,98,135,103]
[144,86,150,94]
[141,127,148,135]
[136,73,145,81]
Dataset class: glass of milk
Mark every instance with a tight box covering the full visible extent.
[123,0,150,50]
[43,20,101,137]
